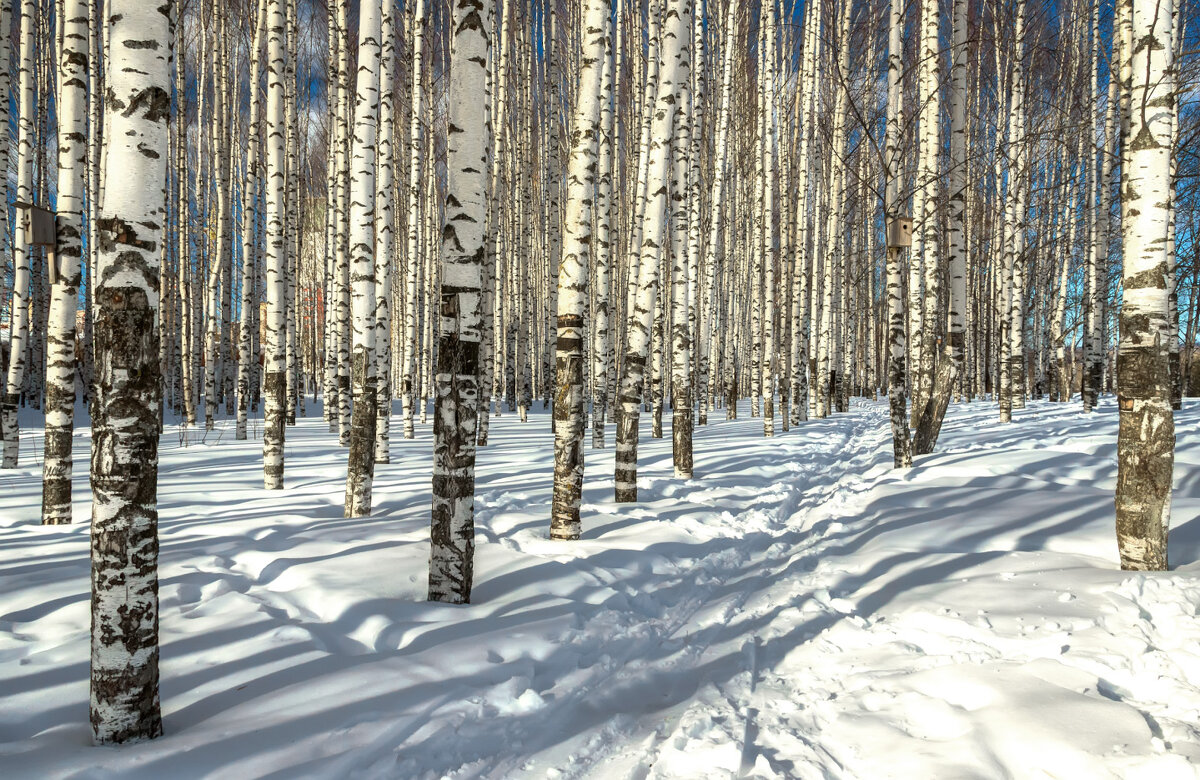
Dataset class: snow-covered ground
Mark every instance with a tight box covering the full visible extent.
[1,397,1199,779]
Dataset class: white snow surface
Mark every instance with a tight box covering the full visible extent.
[2,398,1200,779]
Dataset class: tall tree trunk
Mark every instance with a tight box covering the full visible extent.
[999,0,1025,424]
[478,0,511,447]
[1115,0,1175,571]
[550,0,607,541]
[262,0,288,490]
[614,0,688,503]
[402,0,427,440]
[374,0,397,465]
[89,0,170,745]
[429,0,492,604]
[914,0,966,455]
[590,3,614,450]
[236,0,267,442]
[885,0,912,468]
[345,0,383,517]
[41,0,88,524]
[2,0,37,469]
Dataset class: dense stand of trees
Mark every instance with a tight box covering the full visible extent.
[0,0,1194,744]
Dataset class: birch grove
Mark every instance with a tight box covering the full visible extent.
[0,0,1197,742]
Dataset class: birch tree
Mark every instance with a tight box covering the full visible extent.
[885,0,913,468]
[375,0,397,464]
[1115,0,1175,571]
[345,0,383,517]
[262,0,288,490]
[402,0,427,440]
[2,0,37,469]
[590,3,614,450]
[89,0,171,744]
[550,0,607,541]
[614,0,688,503]
[237,0,267,442]
[429,0,492,604]
[41,0,88,524]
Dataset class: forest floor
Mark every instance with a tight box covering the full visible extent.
[1,395,1199,778]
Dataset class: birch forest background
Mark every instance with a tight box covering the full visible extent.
[2,0,1200,774]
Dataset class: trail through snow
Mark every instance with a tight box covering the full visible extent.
[1,398,1199,778]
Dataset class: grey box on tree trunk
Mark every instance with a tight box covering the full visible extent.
[14,201,56,248]
[886,217,912,249]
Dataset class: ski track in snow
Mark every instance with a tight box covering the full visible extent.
[1,398,1199,779]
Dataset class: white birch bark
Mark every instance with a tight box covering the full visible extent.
[1115,0,1175,571]
[41,0,88,524]
[912,0,942,427]
[998,0,1025,423]
[374,0,397,464]
[789,0,819,426]
[429,0,492,604]
[236,0,267,442]
[885,0,912,467]
[669,0,694,468]
[402,0,427,440]
[614,0,688,503]
[345,0,383,517]
[262,0,288,490]
[590,3,614,450]
[478,0,511,447]
[759,0,777,437]
[2,0,37,468]
[89,0,170,744]
[1083,0,1108,411]
[550,0,607,541]
[334,0,352,445]
[0,1,9,443]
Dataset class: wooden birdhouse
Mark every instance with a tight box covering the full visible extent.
[14,201,57,249]
[886,216,913,249]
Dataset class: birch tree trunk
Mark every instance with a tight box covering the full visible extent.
[1082,0,1107,412]
[402,0,427,440]
[667,0,695,469]
[590,4,614,450]
[334,0,352,446]
[550,0,607,541]
[2,0,37,469]
[914,0,966,454]
[789,0,819,426]
[345,0,382,517]
[374,0,397,464]
[999,0,1025,424]
[89,0,170,744]
[262,0,288,490]
[236,0,267,442]
[478,0,511,447]
[41,0,88,524]
[911,0,942,429]
[0,2,10,453]
[429,0,491,604]
[758,0,776,437]
[885,0,912,468]
[1115,0,1175,571]
[614,0,687,503]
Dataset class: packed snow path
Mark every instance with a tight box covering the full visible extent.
[2,399,1199,778]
